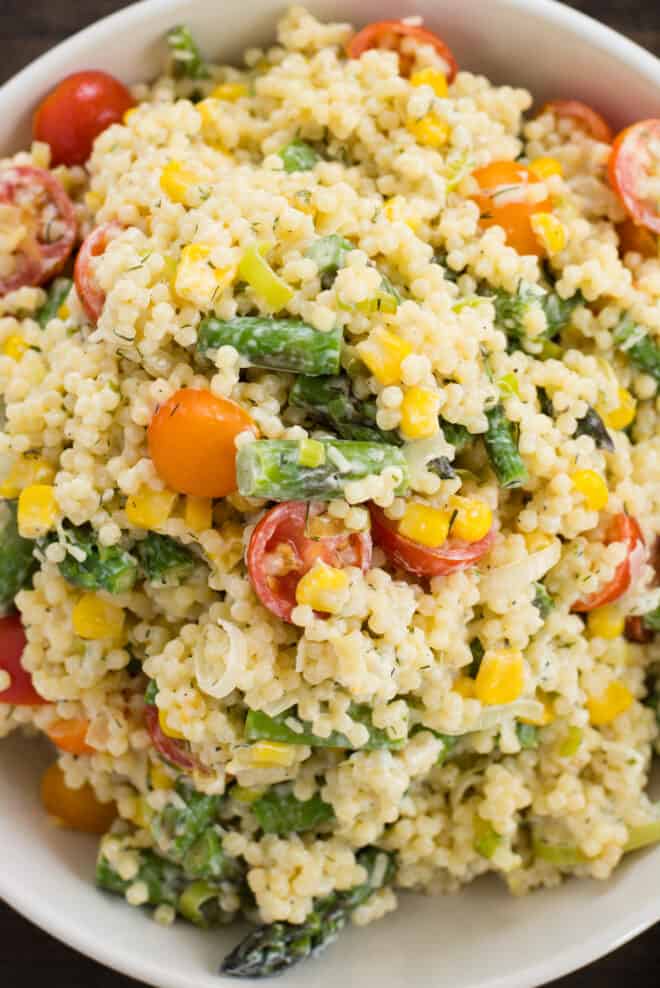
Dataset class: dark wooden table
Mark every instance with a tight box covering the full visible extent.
[1,1,658,984]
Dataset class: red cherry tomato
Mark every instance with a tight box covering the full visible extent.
[247,502,372,623]
[539,100,613,143]
[74,223,122,323]
[369,504,495,579]
[347,21,457,81]
[609,120,660,233]
[144,704,196,772]
[0,166,76,296]
[0,613,47,705]
[33,70,135,167]
[572,514,645,613]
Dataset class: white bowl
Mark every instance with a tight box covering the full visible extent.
[1,2,659,986]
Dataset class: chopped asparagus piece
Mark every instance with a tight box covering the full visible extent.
[468,637,485,677]
[532,582,555,619]
[35,277,72,328]
[483,404,527,488]
[574,406,614,451]
[0,500,37,615]
[305,235,354,284]
[516,723,539,749]
[493,282,581,343]
[167,25,209,79]
[56,523,138,594]
[439,417,471,452]
[178,880,230,928]
[252,786,334,835]
[198,316,342,376]
[473,816,502,859]
[613,315,660,386]
[137,532,195,586]
[97,846,185,908]
[278,139,320,173]
[183,826,242,882]
[643,606,660,633]
[245,705,406,751]
[149,780,221,864]
[289,375,401,444]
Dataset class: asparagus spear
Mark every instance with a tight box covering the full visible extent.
[0,500,37,615]
[245,705,406,751]
[305,235,353,286]
[166,25,209,79]
[137,532,195,586]
[613,316,660,386]
[574,406,614,451]
[483,404,527,488]
[198,317,342,376]
[278,139,320,173]
[252,785,334,835]
[56,523,138,594]
[221,847,396,978]
[289,375,401,444]
[236,439,409,501]
[35,277,72,328]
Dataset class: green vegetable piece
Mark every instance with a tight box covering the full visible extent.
[0,500,37,615]
[537,387,553,418]
[613,316,660,386]
[625,814,660,853]
[220,847,395,978]
[183,826,241,881]
[574,406,614,452]
[558,725,583,758]
[245,705,406,751]
[289,375,400,444]
[198,316,342,376]
[473,816,502,859]
[515,722,539,749]
[439,417,471,452]
[145,679,159,705]
[178,880,227,928]
[540,290,583,337]
[252,786,334,835]
[236,439,409,501]
[305,235,353,284]
[427,456,456,480]
[97,847,184,908]
[278,139,320,173]
[149,780,221,864]
[532,837,586,868]
[532,582,555,619]
[643,606,660,633]
[137,532,195,586]
[411,725,459,764]
[484,404,527,488]
[468,638,485,677]
[356,274,401,315]
[35,277,72,328]
[493,282,545,339]
[167,25,209,79]
[57,523,139,594]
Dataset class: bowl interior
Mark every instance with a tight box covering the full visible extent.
[1,2,659,987]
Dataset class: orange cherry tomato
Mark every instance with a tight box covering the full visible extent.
[472,161,552,256]
[539,100,613,143]
[148,388,257,498]
[46,717,94,755]
[346,20,457,81]
[572,514,645,612]
[41,762,116,834]
[609,120,660,234]
[616,217,658,258]
[33,70,135,167]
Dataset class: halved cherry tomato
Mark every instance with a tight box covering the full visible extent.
[609,120,660,233]
[0,166,76,296]
[539,100,613,143]
[346,21,457,81]
[33,70,135,167]
[144,704,196,772]
[247,501,372,622]
[74,222,122,323]
[46,717,94,755]
[41,762,116,833]
[369,504,494,579]
[0,613,47,705]
[616,217,658,258]
[148,388,257,498]
[572,514,645,612]
[471,161,552,256]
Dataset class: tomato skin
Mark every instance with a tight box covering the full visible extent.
[609,120,660,233]
[0,166,76,296]
[369,504,495,578]
[247,501,372,623]
[347,21,457,81]
[144,704,196,771]
[148,388,257,498]
[74,223,121,323]
[33,71,135,167]
[46,717,94,755]
[540,100,613,143]
[471,161,552,256]
[572,514,645,612]
[616,217,658,258]
[0,613,47,705]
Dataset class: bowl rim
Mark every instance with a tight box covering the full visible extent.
[1,1,660,986]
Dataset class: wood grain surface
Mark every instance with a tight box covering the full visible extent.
[0,1,658,985]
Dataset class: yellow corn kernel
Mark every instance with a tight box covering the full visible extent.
[531,212,567,254]
[158,707,186,740]
[409,67,448,98]
[587,604,625,640]
[529,156,563,180]
[523,531,555,552]
[398,502,451,548]
[449,496,493,543]
[2,334,28,360]
[600,387,636,431]
[57,303,70,320]
[520,690,555,725]
[232,785,265,804]
[130,796,153,828]
[184,495,213,533]
[0,455,55,498]
[123,107,137,125]
[17,484,57,538]
[383,196,420,232]
[175,243,236,307]
[125,487,178,530]
[453,675,476,699]
[149,763,174,790]
[72,593,125,641]
[295,563,349,614]
[250,741,297,767]
[407,112,450,149]
[159,160,202,205]
[356,328,413,386]
[571,469,608,511]
[587,680,633,726]
[400,387,440,440]
[475,649,525,706]
[211,82,248,102]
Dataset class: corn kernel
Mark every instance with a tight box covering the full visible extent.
[523,531,555,552]
[175,243,236,307]
[250,741,296,767]
[85,189,103,212]
[57,303,70,320]
[531,212,567,254]
[399,502,451,548]
[123,107,137,125]
[520,690,555,725]
[356,328,413,386]
[475,649,525,706]
[2,334,28,360]
[158,707,186,740]
[184,495,213,533]
[149,763,174,790]
[131,796,153,828]
[529,156,563,180]
[72,593,125,641]
[407,113,450,148]
[211,82,248,101]
[587,604,625,640]
[159,160,202,205]
[599,387,636,431]
[571,469,608,511]
[558,725,583,758]
[298,438,326,468]
[409,67,448,98]
[453,675,476,699]
[400,386,440,439]
[449,496,493,543]
[125,487,178,529]
[0,455,54,498]
[295,562,349,614]
[587,680,633,726]
[17,484,57,538]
